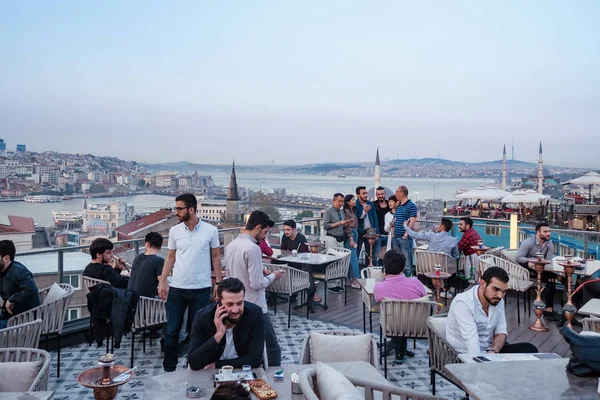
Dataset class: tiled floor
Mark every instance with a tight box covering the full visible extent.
[49,311,464,399]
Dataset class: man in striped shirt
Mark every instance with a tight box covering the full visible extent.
[392,186,418,277]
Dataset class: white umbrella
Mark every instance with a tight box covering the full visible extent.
[562,171,600,204]
[456,187,510,201]
[501,189,550,205]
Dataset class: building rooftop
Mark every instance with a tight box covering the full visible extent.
[114,209,173,236]
[15,252,91,275]
[8,216,35,233]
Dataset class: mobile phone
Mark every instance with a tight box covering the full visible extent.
[274,369,284,380]
[473,356,490,363]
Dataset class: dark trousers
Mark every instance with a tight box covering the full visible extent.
[501,342,538,353]
[582,281,600,304]
[163,287,210,371]
[391,337,407,358]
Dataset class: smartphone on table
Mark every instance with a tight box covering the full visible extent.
[473,356,491,363]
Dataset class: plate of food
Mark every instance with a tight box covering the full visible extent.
[248,378,278,399]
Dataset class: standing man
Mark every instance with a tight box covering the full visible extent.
[393,186,417,277]
[158,193,222,372]
[225,210,285,367]
[127,232,164,298]
[457,217,482,280]
[516,222,559,320]
[374,186,390,265]
[0,240,40,329]
[323,193,349,249]
[355,186,379,266]
[280,220,309,253]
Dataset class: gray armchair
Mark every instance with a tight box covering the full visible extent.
[299,330,379,369]
[0,348,51,392]
[582,317,600,333]
[0,319,43,349]
[8,283,75,378]
[312,248,351,309]
[427,314,463,396]
[130,295,167,367]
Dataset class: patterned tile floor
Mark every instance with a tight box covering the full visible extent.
[48,312,464,399]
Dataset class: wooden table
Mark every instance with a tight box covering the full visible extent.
[144,362,388,400]
[579,298,600,317]
[445,358,599,400]
[548,258,600,277]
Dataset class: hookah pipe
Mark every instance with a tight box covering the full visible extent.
[572,278,600,297]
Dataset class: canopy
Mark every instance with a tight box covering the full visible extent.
[562,171,600,186]
[456,187,510,201]
[501,189,550,205]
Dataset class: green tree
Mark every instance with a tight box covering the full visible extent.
[251,192,281,222]
[89,184,106,193]
[296,210,314,220]
[138,179,146,188]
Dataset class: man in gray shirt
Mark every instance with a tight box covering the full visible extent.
[516,222,559,320]
[323,193,349,247]
[225,211,285,366]
[404,218,459,259]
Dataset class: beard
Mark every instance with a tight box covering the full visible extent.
[225,312,242,325]
[484,291,502,306]
[178,211,190,222]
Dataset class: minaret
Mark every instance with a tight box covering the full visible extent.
[82,197,88,232]
[226,161,240,223]
[374,147,381,189]
[537,141,544,194]
[502,144,507,191]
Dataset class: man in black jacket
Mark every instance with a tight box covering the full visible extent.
[188,278,265,371]
[83,238,128,288]
[0,240,40,328]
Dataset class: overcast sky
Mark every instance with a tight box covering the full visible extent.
[1,1,599,167]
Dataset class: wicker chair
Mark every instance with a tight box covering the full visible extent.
[312,249,351,309]
[415,250,456,276]
[360,267,383,334]
[299,330,379,369]
[0,319,43,349]
[300,367,442,400]
[479,254,533,323]
[82,275,109,291]
[500,248,519,263]
[582,317,600,333]
[264,263,311,328]
[7,283,75,378]
[130,296,167,367]
[0,348,51,392]
[427,314,464,395]
[379,298,437,378]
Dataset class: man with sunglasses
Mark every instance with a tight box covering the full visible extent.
[158,193,223,372]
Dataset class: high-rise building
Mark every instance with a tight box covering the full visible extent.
[16,144,26,153]
[0,139,6,152]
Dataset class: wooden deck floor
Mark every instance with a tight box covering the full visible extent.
[288,283,573,357]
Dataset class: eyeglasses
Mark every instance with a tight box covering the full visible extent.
[174,207,189,212]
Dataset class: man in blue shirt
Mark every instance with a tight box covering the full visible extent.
[355,186,379,267]
[404,218,459,259]
[392,186,418,276]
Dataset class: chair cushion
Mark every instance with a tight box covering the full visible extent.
[310,332,371,364]
[501,249,518,263]
[429,317,447,340]
[44,282,68,304]
[0,360,42,392]
[518,280,534,291]
[316,362,363,400]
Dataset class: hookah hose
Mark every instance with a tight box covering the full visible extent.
[572,278,600,296]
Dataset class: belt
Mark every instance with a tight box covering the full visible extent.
[326,233,345,241]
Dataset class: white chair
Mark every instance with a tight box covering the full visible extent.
[379,298,437,378]
[0,319,43,349]
[264,263,311,328]
[7,283,75,378]
[299,330,379,369]
[414,250,456,276]
[312,249,351,309]
[82,275,109,291]
[582,317,600,333]
[427,314,464,396]
[130,296,167,367]
[0,348,51,392]
[360,267,383,333]
[479,254,533,323]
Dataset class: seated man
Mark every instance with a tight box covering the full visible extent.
[446,266,538,354]
[280,219,309,253]
[127,232,164,298]
[188,278,265,370]
[83,238,129,288]
[0,240,40,329]
[373,249,427,363]
[516,222,559,320]
[403,218,459,259]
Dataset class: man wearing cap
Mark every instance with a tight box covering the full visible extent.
[225,211,285,367]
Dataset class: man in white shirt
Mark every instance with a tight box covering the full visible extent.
[446,267,538,355]
[158,193,223,372]
[225,211,285,366]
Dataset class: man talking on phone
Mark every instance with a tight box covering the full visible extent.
[225,211,285,367]
[188,278,265,370]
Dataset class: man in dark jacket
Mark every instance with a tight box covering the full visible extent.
[188,278,265,371]
[83,238,129,288]
[0,240,40,328]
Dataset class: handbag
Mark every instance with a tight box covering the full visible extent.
[560,326,600,377]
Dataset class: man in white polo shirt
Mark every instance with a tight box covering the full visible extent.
[225,210,285,366]
[158,193,222,372]
[446,267,537,355]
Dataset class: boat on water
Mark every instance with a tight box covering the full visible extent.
[52,210,83,225]
[456,187,466,195]
[337,174,346,178]
[24,195,63,203]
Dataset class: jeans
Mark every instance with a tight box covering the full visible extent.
[375,236,387,266]
[264,313,281,367]
[344,229,359,279]
[163,287,210,371]
[393,237,413,277]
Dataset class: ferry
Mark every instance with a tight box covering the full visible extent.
[52,210,83,225]
[24,195,63,203]
[337,174,346,178]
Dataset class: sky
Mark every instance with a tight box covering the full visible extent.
[1,1,599,167]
